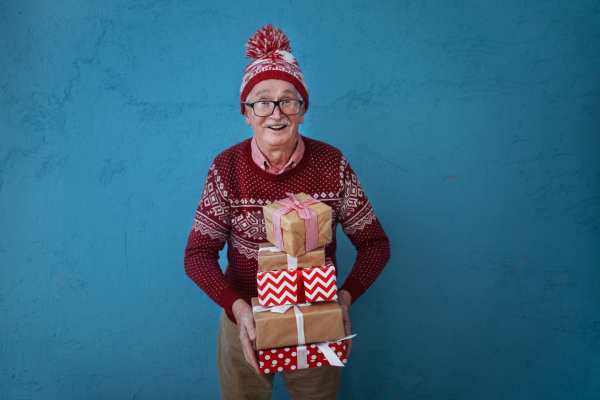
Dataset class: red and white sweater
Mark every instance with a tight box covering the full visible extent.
[184,136,390,323]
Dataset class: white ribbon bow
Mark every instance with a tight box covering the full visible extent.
[253,304,356,370]
[253,303,311,344]
[312,334,357,367]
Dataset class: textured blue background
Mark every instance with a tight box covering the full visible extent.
[1,1,599,399]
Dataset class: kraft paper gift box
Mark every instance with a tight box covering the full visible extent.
[257,258,338,307]
[258,339,349,374]
[258,242,326,272]
[251,297,345,351]
[263,193,332,258]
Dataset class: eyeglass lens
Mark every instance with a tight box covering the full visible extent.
[254,100,300,117]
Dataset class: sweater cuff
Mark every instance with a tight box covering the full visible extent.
[217,287,244,315]
[339,275,367,305]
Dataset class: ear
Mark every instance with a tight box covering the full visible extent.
[244,108,252,126]
[298,106,305,125]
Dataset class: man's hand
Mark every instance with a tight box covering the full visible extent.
[232,298,260,373]
[337,289,353,358]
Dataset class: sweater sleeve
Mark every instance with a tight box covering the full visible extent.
[184,162,243,313]
[337,157,391,304]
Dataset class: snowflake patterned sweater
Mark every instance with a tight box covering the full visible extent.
[184,136,391,323]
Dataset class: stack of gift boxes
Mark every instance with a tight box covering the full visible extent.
[252,193,353,374]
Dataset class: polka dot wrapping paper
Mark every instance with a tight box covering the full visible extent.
[258,340,347,374]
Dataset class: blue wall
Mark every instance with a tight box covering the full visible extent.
[1,1,599,399]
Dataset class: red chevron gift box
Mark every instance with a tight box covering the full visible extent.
[258,335,355,374]
[257,258,338,307]
[303,259,337,303]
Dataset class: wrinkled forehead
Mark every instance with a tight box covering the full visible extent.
[247,79,301,101]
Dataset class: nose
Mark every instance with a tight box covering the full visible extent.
[271,103,283,119]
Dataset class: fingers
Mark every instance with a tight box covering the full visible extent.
[233,300,256,336]
[238,325,260,373]
[232,299,260,373]
[344,318,353,358]
[239,307,256,342]
[244,316,256,341]
[341,308,352,337]
[341,304,353,358]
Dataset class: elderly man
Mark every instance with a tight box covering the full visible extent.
[184,24,390,400]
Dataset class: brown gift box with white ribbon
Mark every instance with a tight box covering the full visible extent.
[263,193,332,258]
[251,297,345,351]
[258,242,326,272]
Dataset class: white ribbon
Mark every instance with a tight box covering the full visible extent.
[254,304,356,370]
[287,254,298,270]
[297,344,309,369]
[258,246,282,253]
[273,334,358,370]
[313,334,357,368]
[258,246,299,270]
[293,306,305,345]
[253,303,312,350]
[295,320,354,370]
[253,303,310,314]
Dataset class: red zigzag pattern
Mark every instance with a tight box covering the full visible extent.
[257,259,338,306]
[257,269,299,306]
[304,261,337,302]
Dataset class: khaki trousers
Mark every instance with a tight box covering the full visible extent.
[217,310,342,400]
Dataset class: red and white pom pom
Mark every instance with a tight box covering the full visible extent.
[245,24,292,59]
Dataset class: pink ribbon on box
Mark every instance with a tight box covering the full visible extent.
[272,193,320,253]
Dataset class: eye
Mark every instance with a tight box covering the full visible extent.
[259,101,271,106]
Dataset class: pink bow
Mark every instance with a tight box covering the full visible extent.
[272,193,320,254]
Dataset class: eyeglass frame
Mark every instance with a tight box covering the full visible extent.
[242,99,305,117]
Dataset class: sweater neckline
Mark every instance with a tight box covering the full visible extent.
[244,135,312,181]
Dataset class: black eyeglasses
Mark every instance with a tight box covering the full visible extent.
[243,99,305,117]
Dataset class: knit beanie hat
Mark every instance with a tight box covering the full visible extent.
[240,24,309,115]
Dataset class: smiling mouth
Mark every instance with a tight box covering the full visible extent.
[268,125,286,131]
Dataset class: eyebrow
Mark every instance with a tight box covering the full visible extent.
[254,89,297,98]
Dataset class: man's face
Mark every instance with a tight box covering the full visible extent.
[244,79,305,148]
